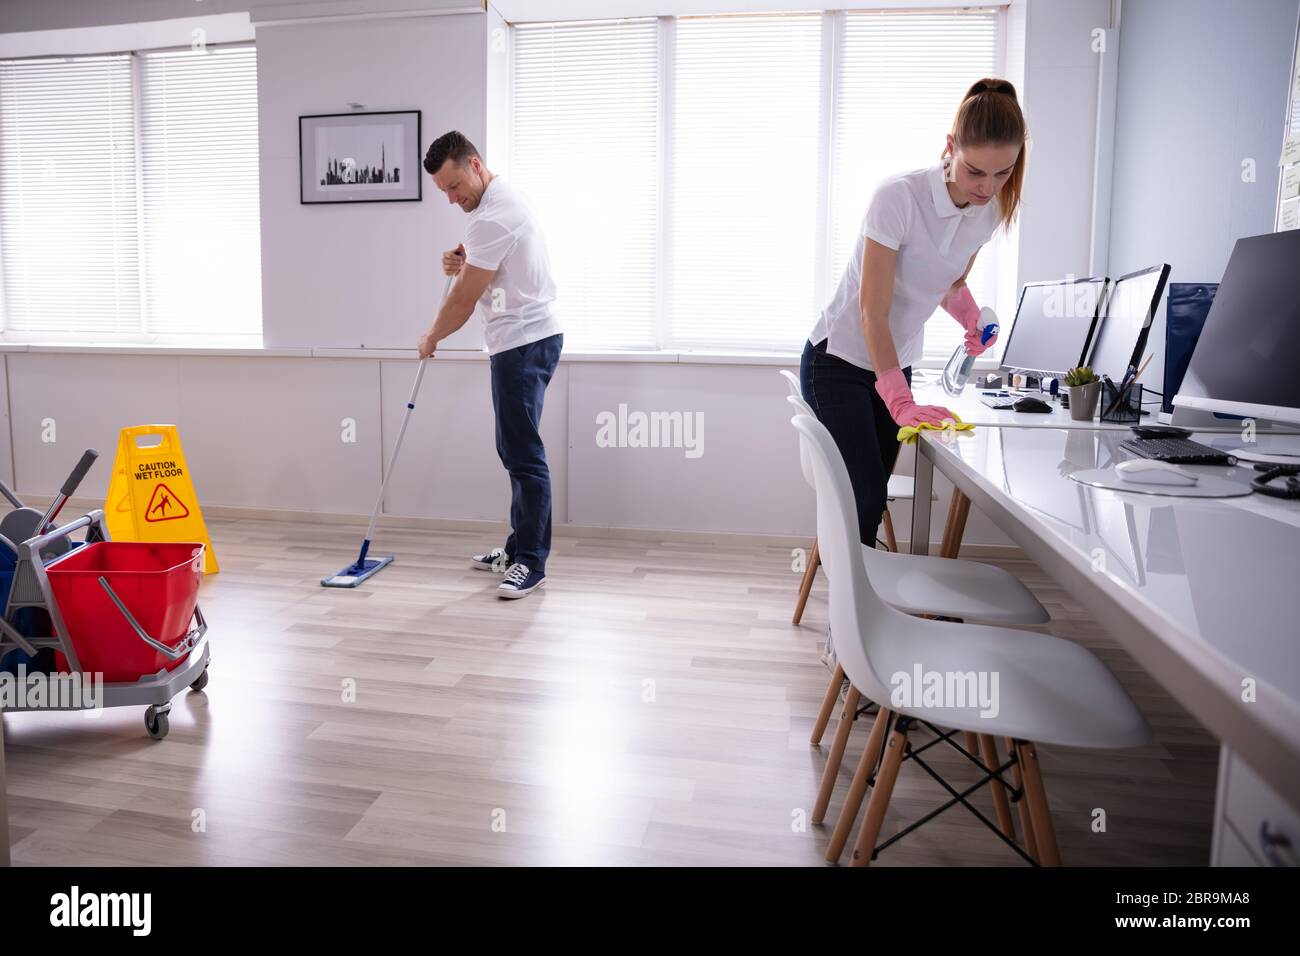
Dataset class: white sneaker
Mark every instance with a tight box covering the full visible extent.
[471,547,511,572]
[497,563,546,599]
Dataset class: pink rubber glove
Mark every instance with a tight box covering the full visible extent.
[875,367,957,428]
[941,285,999,357]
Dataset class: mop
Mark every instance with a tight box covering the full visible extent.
[322,275,454,588]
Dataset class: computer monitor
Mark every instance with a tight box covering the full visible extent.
[1000,277,1108,377]
[1087,264,1170,382]
[1175,230,1300,428]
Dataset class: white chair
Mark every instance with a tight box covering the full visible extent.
[792,411,1150,866]
[783,383,1051,809]
[785,389,1045,618]
[785,391,1048,627]
[779,370,912,582]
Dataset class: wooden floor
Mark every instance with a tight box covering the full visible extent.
[2,515,1218,866]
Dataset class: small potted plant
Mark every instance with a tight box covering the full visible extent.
[1064,366,1101,421]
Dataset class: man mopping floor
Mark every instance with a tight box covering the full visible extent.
[417,131,563,600]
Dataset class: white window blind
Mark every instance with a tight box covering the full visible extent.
[829,10,1002,365]
[0,45,261,341]
[511,19,660,351]
[670,14,823,352]
[0,55,140,333]
[509,11,1006,357]
[139,45,261,337]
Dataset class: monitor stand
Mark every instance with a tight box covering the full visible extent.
[1169,404,1300,434]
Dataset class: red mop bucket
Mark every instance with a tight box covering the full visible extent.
[44,541,204,682]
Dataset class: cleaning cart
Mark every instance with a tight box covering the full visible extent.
[0,510,209,740]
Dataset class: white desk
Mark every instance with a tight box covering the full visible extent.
[912,377,1164,430]
[909,424,1300,832]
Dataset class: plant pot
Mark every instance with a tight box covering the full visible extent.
[1068,381,1101,421]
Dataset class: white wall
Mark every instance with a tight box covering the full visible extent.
[6,353,384,514]
[1106,0,1300,392]
[484,3,510,176]
[1015,0,1111,285]
[257,13,488,350]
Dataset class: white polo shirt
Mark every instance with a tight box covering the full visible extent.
[463,177,563,356]
[808,164,1000,372]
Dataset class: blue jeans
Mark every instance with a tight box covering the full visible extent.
[490,333,563,573]
[799,338,909,546]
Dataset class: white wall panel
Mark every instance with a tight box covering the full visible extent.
[6,354,382,514]
[175,356,381,513]
[566,362,812,535]
[378,358,569,525]
[7,353,183,499]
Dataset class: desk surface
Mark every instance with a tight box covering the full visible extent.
[912,376,1153,430]
[913,376,1300,439]
[914,426,1300,807]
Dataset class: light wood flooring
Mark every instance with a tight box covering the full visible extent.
[2,515,1218,866]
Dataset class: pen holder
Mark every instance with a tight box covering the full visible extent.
[1100,381,1144,423]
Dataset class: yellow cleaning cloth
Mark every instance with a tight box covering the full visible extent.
[896,416,976,444]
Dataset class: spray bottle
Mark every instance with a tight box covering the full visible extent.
[941,308,999,396]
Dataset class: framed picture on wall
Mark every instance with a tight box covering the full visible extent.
[299,110,422,204]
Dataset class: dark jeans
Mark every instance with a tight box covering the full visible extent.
[490,333,563,573]
[799,338,909,547]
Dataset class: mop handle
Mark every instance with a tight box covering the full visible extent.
[38,449,99,533]
[359,274,456,548]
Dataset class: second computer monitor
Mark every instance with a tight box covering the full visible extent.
[1000,276,1107,377]
[1087,264,1170,382]
[1176,229,1300,426]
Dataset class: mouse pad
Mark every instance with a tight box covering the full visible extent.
[1068,468,1253,498]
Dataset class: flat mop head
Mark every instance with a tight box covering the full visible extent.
[321,554,395,588]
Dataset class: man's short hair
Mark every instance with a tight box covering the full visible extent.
[423,131,481,175]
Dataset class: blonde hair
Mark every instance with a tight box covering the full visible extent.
[947,78,1028,230]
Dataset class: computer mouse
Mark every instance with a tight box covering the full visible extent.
[1115,459,1199,486]
[1012,396,1052,413]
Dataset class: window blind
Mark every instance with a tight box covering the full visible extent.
[138,45,261,337]
[669,14,824,352]
[511,19,660,351]
[508,10,1005,357]
[0,55,140,333]
[829,10,1001,365]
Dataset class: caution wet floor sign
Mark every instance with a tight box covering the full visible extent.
[104,425,218,573]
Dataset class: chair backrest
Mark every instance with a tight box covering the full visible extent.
[790,412,898,705]
[777,368,801,399]
[785,395,816,489]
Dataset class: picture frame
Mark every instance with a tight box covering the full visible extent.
[299,110,422,204]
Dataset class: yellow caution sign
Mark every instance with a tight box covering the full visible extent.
[104,425,219,573]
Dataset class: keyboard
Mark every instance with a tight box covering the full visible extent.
[1119,437,1236,465]
[980,394,1018,409]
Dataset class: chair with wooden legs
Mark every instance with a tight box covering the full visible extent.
[792,411,1150,866]
[781,393,1050,750]
[792,473,921,625]
[782,372,919,627]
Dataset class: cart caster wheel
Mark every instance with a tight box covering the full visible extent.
[145,707,169,740]
[190,668,209,692]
